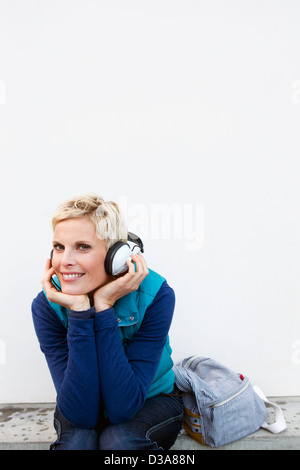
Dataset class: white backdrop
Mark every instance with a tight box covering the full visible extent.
[0,0,300,402]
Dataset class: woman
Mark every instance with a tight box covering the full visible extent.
[32,194,183,450]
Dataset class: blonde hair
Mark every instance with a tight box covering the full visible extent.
[52,194,128,249]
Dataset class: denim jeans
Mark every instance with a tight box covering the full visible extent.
[50,391,183,450]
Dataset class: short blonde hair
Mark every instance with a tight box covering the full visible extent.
[52,194,128,249]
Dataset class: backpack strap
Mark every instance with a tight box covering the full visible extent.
[253,385,287,433]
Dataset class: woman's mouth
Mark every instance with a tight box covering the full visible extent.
[61,273,85,281]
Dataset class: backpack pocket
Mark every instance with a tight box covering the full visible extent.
[201,379,268,447]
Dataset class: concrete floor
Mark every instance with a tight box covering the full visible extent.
[1,397,299,450]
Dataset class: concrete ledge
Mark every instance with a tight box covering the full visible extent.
[0,403,56,450]
[1,397,299,450]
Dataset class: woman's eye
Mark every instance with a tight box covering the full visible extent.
[78,244,91,251]
[53,244,64,251]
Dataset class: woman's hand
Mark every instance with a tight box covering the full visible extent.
[42,259,91,311]
[93,253,149,312]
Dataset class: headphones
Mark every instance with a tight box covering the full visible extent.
[50,232,144,277]
[104,232,144,276]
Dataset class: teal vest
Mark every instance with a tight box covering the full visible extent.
[44,269,175,398]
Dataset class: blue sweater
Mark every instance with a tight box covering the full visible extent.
[31,277,175,429]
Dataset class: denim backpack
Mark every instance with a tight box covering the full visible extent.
[173,356,286,448]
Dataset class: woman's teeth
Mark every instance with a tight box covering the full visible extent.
[62,273,84,279]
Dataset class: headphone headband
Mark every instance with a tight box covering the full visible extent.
[128,232,144,253]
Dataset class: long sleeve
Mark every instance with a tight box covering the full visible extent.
[32,292,100,428]
[32,280,175,428]
[94,281,175,424]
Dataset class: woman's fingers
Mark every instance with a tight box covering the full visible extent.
[126,253,149,286]
[42,259,55,291]
[41,258,90,311]
[93,254,149,312]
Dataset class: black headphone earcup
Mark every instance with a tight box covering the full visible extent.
[104,241,127,275]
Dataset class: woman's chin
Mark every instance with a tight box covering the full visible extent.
[60,276,110,297]
[60,283,88,296]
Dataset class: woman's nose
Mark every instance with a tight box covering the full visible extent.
[61,250,76,266]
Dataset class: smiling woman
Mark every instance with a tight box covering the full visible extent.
[32,193,183,450]
[51,217,110,297]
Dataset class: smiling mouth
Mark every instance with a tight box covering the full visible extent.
[61,273,85,280]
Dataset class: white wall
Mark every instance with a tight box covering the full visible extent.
[0,0,300,402]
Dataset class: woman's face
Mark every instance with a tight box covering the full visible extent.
[52,217,110,295]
